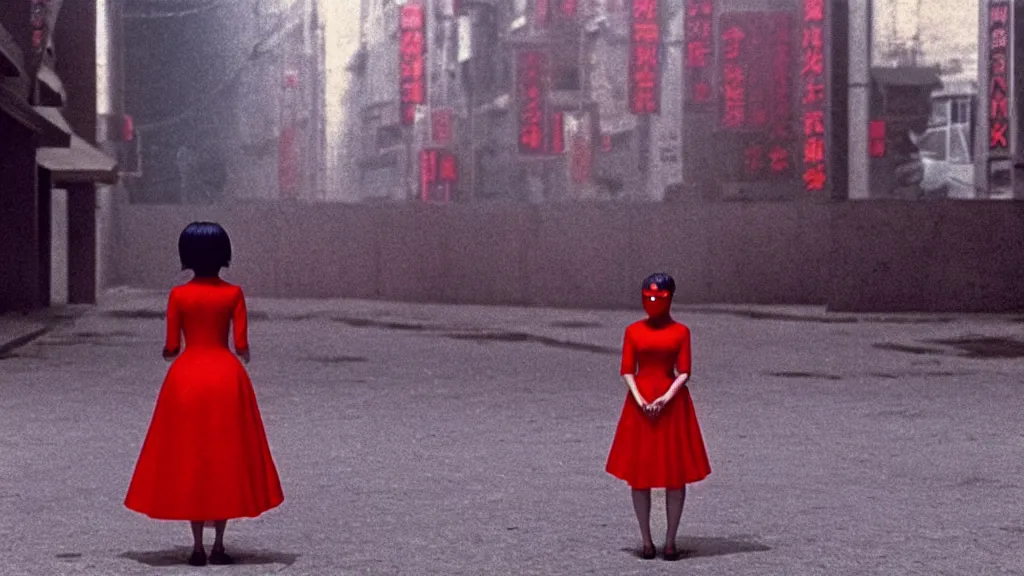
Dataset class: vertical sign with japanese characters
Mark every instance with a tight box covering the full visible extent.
[518,51,548,155]
[630,0,660,115]
[989,0,1011,154]
[535,0,550,27]
[399,4,426,126]
[720,12,795,180]
[684,0,714,108]
[421,150,459,202]
[800,0,828,192]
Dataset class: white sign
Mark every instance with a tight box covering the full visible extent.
[458,16,472,62]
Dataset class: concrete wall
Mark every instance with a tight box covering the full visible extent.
[116,201,831,308]
[829,201,1024,312]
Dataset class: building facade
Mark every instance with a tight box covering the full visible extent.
[0,0,119,313]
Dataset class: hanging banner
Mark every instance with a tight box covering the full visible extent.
[517,50,548,155]
[431,108,454,144]
[629,0,660,115]
[684,0,714,108]
[988,0,1011,154]
[799,0,828,192]
[399,4,426,126]
[719,12,795,180]
[420,149,458,202]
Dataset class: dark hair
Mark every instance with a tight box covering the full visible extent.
[642,272,675,295]
[178,221,231,277]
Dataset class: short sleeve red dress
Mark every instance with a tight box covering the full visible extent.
[605,320,711,489]
[124,277,284,520]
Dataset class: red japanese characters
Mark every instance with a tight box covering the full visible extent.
[800,0,828,192]
[517,51,548,154]
[869,120,886,158]
[431,108,453,144]
[399,4,426,126]
[421,149,458,203]
[720,12,794,180]
[684,0,714,107]
[630,0,660,115]
[989,1,1011,152]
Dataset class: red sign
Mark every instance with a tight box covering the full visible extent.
[535,0,550,27]
[518,51,548,154]
[721,12,795,180]
[869,120,886,157]
[560,0,578,17]
[800,0,828,192]
[684,0,714,107]
[420,149,458,203]
[432,108,454,144]
[278,126,299,198]
[629,0,660,115]
[571,136,591,183]
[399,4,426,126]
[551,112,565,154]
[989,1,1011,152]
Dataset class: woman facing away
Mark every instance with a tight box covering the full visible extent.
[605,273,711,561]
[124,222,284,566]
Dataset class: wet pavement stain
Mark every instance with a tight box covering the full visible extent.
[443,332,619,355]
[102,310,165,320]
[304,355,369,365]
[925,336,1024,359]
[766,371,843,381]
[869,371,972,379]
[330,316,432,331]
[549,320,603,329]
[70,330,137,338]
[873,342,947,356]
[698,309,857,324]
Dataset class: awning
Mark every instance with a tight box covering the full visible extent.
[0,24,25,78]
[31,105,72,148]
[37,134,118,185]
[36,64,65,107]
[0,78,43,133]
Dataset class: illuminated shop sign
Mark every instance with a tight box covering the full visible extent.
[684,0,714,107]
[399,4,426,126]
[800,0,828,191]
[420,149,458,202]
[518,51,549,155]
[988,0,1011,154]
[719,12,795,180]
[629,0,660,115]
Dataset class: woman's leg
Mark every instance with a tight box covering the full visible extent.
[664,487,686,552]
[631,489,655,554]
[188,521,206,566]
[210,520,234,564]
[190,521,204,552]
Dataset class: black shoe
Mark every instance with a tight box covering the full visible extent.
[662,547,682,561]
[188,549,207,566]
[209,548,234,565]
[640,544,656,560]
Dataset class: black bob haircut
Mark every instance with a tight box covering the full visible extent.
[179,221,231,276]
[642,272,676,295]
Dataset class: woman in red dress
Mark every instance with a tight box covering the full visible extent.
[125,222,284,566]
[606,273,710,561]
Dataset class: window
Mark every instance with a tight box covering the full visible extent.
[949,124,971,164]
[552,67,581,91]
[917,128,947,162]
[377,125,402,149]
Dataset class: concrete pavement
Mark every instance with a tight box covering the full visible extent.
[1,287,1024,574]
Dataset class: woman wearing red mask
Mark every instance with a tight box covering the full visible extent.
[606,273,711,561]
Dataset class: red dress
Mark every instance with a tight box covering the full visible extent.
[606,319,711,489]
[125,277,284,520]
